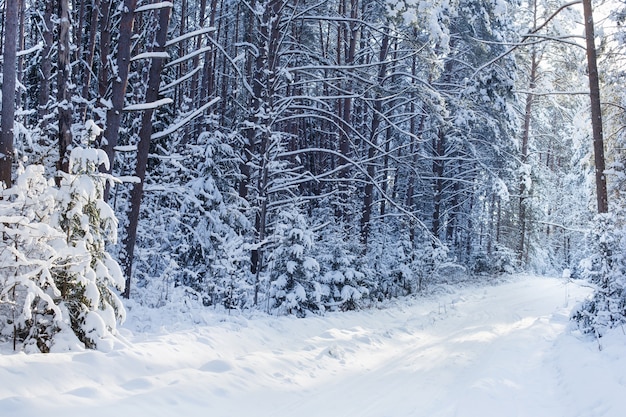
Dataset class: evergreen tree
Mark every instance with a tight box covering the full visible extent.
[52,126,126,349]
[268,208,320,316]
[0,124,125,351]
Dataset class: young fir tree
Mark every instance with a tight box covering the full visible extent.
[573,212,626,337]
[52,123,126,350]
[136,127,250,308]
[268,208,320,316]
[312,214,371,312]
[1,122,125,351]
[0,165,64,352]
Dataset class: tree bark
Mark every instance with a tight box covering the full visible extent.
[38,1,54,122]
[249,0,284,304]
[0,0,19,188]
[361,29,389,245]
[80,0,102,123]
[432,129,445,238]
[238,0,256,202]
[582,0,608,213]
[518,48,538,260]
[15,0,25,110]
[103,0,137,179]
[57,0,73,176]
[96,0,112,128]
[121,5,172,298]
[336,0,359,221]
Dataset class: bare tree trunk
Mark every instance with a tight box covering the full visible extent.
[103,0,137,179]
[15,0,25,110]
[432,57,454,239]
[197,0,220,136]
[238,0,256,202]
[57,0,73,176]
[432,129,445,238]
[361,29,389,245]
[80,0,102,122]
[190,0,207,136]
[174,0,187,110]
[518,48,538,260]
[583,0,608,213]
[406,49,426,245]
[75,0,86,59]
[379,41,399,218]
[487,193,495,255]
[0,0,19,188]
[249,0,284,304]
[96,0,112,127]
[38,1,54,122]
[335,0,359,221]
[121,5,172,299]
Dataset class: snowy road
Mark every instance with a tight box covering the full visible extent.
[2,275,625,417]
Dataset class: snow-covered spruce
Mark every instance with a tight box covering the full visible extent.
[53,145,126,350]
[573,213,626,337]
[0,165,64,352]
[0,125,125,352]
[268,209,320,316]
[131,128,250,309]
[312,218,370,312]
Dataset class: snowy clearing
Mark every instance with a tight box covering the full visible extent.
[1,275,625,417]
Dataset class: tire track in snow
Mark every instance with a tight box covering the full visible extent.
[0,276,594,417]
[268,277,590,417]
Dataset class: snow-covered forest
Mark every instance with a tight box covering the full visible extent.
[1,0,626,356]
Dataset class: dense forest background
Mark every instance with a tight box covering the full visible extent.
[1,0,626,351]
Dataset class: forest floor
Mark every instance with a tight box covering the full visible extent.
[1,274,625,417]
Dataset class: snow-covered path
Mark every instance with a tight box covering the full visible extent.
[2,275,625,417]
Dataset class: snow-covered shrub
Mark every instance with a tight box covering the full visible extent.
[377,235,418,298]
[470,245,517,275]
[434,262,468,283]
[53,145,126,349]
[212,234,251,310]
[573,213,626,336]
[136,129,250,308]
[0,123,125,352]
[367,222,423,299]
[0,166,64,352]
[313,221,371,311]
[268,209,320,316]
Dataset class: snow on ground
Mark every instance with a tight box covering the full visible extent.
[1,275,625,417]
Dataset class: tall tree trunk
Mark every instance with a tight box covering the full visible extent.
[80,0,102,123]
[432,129,445,238]
[103,0,137,180]
[15,0,25,110]
[190,0,207,137]
[518,48,538,260]
[406,50,426,246]
[361,29,389,245]
[38,1,54,122]
[238,0,256,202]
[0,0,19,188]
[337,0,359,221]
[96,0,112,127]
[57,0,73,176]
[583,0,608,213]
[121,5,172,299]
[249,0,283,304]
[174,0,187,111]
